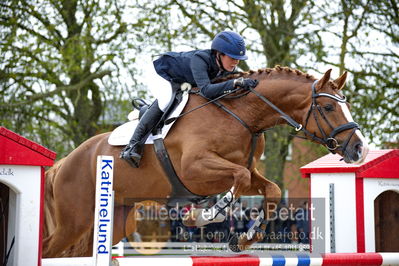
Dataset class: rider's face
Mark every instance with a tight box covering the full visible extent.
[220,54,239,72]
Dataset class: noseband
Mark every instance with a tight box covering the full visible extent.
[247,80,359,154]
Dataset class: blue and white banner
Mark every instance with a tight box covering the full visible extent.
[93,155,114,266]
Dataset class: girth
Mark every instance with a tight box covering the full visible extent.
[153,135,210,207]
[150,87,211,206]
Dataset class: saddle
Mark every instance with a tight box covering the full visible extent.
[108,86,188,146]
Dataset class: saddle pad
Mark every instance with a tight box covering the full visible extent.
[108,92,189,146]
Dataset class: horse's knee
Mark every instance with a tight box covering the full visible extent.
[271,183,281,199]
[265,182,281,204]
[233,167,251,192]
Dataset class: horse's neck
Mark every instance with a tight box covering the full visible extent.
[224,77,312,131]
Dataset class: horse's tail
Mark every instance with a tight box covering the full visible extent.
[42,158,64,240]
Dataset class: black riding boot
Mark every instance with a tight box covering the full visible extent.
[120,100,164,167]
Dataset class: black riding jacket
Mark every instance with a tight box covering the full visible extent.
[153,49,236,99]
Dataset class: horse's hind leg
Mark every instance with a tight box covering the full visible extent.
[43,213,94,257]
[42,169,95,257]
[229,168,281,252]
[43,201,94,257]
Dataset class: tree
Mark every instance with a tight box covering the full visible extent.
[311,0,399,146]
[353,0,398,146]
[0,0,142,155]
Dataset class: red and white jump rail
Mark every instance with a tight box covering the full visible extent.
[115,253,399,266]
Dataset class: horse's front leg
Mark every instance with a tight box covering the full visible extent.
[181,153,252,227]
[229,168,282,252]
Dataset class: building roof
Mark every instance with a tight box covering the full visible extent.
[0,127,56,166]
[300,149,399,179]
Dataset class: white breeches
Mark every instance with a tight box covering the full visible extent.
[146,65,173,111]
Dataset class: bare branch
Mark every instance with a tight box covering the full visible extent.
[1,70,111,108]
[0,3,63,48]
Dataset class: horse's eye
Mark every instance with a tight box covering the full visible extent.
[323,104,334,112]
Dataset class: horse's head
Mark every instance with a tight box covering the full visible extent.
[302,69,369,164]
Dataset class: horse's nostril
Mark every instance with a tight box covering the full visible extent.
[355,142,363,152]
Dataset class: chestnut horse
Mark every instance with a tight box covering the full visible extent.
[42,66,368,257]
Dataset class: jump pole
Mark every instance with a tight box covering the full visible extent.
[42,155,114,266]
[114,252,399,265]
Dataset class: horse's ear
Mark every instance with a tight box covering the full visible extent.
[316,69,332,91]
[333,71,348,91]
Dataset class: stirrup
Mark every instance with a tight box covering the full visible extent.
[124,156,140,168]
[120,151,141,168]
[120,146,142,168]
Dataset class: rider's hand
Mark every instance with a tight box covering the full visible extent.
[234,77,259,89]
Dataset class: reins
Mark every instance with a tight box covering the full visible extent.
[246,87,303,131]
[164,88,244,125]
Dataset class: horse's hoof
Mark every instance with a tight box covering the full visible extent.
[228,234,242,253]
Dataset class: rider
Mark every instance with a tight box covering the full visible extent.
[120,30,259,167]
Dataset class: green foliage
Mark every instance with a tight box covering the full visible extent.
[0,0,146,156]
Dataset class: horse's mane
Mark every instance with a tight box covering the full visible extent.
[214,65,315,83]
[213,65,340,91]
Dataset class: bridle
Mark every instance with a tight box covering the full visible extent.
[247,80,359,154]
[301,80,359,153]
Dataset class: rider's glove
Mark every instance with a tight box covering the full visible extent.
[234,77,259,89]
